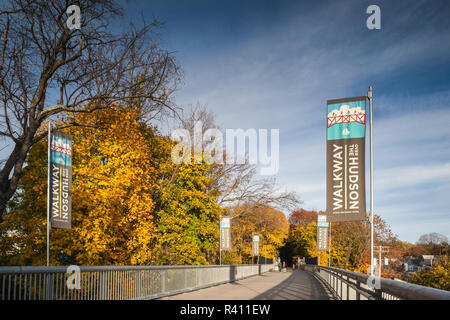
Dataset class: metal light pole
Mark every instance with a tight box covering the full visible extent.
[368,85,374,276]
[374,246,389,277]
[328,222,331,267]
[47,123,51,267]
[379,246,382,277]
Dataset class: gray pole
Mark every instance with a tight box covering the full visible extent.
[368,85,374,276]
[379,246,382,277]
[328,222,331,267]
[252,236,254,265]
[47,123,51,267]
[259,236,262,265]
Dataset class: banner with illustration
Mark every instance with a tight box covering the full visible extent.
[317,215,329,251]
[326,96,366,222]
[49,130,72,229]
[252,234,260,256]
[220,217,231,251]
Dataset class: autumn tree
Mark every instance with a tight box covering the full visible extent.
[0,0,181,219]
[150,139,221,265]
[407,257,450,291]
[172,105,301,216]
[172,105,301,264]
[1,106,160,265]
[329,221,369,272]
[288,209,322,226]
[281,221,329,266]
[227,205,289,264]
[281,208,398,272]
[0,104,225,266]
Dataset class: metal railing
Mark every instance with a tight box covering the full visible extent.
[0,263,275,300]
[305,265,450,300]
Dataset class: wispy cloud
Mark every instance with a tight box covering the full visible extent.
[149,0,450,242]
[376,163,450,191]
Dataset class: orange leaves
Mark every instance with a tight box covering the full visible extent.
[0,105,163,266]
[2,104,291,267]
[229,206,289,263]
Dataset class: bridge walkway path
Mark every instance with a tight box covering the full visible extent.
[160,268,333,300]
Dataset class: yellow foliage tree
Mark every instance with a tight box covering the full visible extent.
[0,105,223,266]
[229,205,289,264]
[151,146,221,265]
[69,106,158,264]
[1,106,158,265]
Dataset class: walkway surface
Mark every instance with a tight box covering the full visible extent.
[160,269,332,300]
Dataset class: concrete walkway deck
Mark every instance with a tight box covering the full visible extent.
[160,269,332,300]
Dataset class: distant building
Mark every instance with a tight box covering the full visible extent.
[421,255,435,267]
[403,255,436,274]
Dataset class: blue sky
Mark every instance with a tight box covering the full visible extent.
[117,0,450,243]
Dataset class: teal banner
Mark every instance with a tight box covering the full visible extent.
[326,96,367,222]
[327,99,366,140]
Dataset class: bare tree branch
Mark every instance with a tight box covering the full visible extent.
[176,105,302,219]
[0,0,182,219]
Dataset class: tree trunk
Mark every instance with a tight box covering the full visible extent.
[0,132,35,221]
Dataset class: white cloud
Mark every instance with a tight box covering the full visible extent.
[168,1,450,242]
[375,163,450,191]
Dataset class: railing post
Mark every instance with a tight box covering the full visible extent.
[333,272,336,293]
[136,271,142,299]
[373,288,382,300]
[161,270,166,294]
[328,271,330,288]
[356,280,361,300]
[99,272,105,300]
[46,273,54,300]
[346,276,349,300]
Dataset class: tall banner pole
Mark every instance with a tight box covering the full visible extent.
[46,123,51,267]
[259,236,261,265]
[368,85,374,276]
[47,126,73,268]
[378,246,382,277]
[328,222,331,267]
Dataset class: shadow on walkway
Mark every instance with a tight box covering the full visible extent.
[252,270,330,300]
